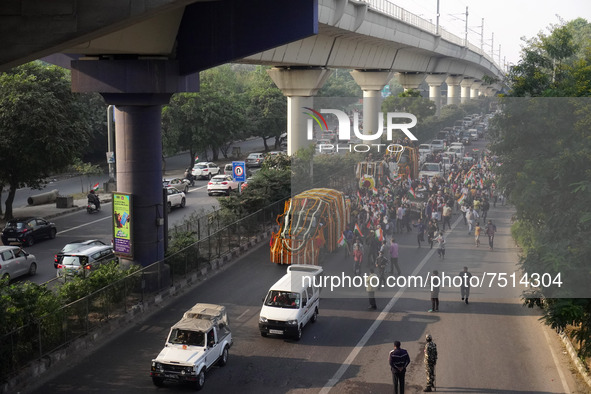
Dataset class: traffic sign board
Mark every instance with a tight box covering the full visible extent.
[232,161,246,182]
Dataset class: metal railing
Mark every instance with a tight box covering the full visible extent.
[362,0,503,72]
[0,199,286,383]
[0,166,359,382]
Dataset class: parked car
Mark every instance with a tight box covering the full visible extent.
[246,153,265,168]
[163,178,190,193]
[166,187,186,211]
[191,162,220,180]
[56,245,117,280]
[208,175,240,196]
[0,246,37,281]
[1,217,57,247]
[54,239,106,268]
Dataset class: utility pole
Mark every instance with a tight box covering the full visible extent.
[481,18,484,51]
[464,6,469,45]
[436,0,440,35]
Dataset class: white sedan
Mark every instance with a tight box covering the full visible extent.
[207,175,240,196]
[166,187,186,211]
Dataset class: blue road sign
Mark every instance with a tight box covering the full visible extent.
[232,161,246,182]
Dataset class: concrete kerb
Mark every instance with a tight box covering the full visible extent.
[560,331,591,388]
[5,228,273,394]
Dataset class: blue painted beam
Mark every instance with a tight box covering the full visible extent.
[176,0,318,74]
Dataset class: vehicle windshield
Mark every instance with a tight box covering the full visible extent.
[422,163,440,171]
[247,154,260,159]
[61,255,85,267]
[194,164,206,169]
[419,144,430,149]
[264,290,300,309]
[168,328,205,347]
[6,221,26,229]
[210,177,226,183]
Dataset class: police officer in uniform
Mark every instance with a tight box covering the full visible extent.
[423,334,438,392]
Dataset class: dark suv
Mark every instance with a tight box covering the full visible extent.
[1,217,57,246]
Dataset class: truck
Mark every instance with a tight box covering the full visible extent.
[270,188,349,265]
[150,303,233,390]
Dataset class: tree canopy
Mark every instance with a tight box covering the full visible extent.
[491,18,591,357]
[0,62,92,219]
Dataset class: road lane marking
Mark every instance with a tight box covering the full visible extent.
[542,326,571,393]
[57,216,111,235]
[319,215,462,393]
[236,309,250,321]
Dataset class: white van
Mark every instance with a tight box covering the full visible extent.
[259,265,323,340]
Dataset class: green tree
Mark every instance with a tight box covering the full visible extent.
[244,66,286,151]
[162,65,247,165]
[0,62,91,219]
[492,17,591,358]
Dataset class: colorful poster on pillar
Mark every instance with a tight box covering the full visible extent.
[113,192,133,258]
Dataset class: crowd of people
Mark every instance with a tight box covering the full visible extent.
[342,147,501,285]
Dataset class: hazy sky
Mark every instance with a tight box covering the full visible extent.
[390,0,591,69]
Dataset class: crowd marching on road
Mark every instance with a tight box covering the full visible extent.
[336,140,504,391]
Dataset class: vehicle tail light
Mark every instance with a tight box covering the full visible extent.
[208,182,212,185]
[22,228,28,233]
[56,264,64,269]
[221,182,228,185]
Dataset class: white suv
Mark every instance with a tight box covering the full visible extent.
[192,162,220,180]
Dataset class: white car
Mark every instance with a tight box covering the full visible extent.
[0,246,36,281]
[418,144,432,155]
[448,145,465,158]
[166,187,186,211]
[191,162,220,180]
[207,175,240,196]
[430,139,445,153]
[419,162,443,179]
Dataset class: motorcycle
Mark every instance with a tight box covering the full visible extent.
[184,168,195,186]
[87,200,100,214]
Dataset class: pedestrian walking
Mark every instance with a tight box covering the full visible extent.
[442,204,452,230]
[423,334,438,392]
[375,251,388,289]
[474,221,481,247]
[481,198,490,221]
[366,268,378,310]
[352,239,363,275]
[389,341,411,394]
[458,266,472,304]
[429,270,440,312]
[465,207,479,235]
[427,220,438,249]
[389,238,401,275]
[485,219,497,250]
[434,232,445,259]
[415,220,426,248]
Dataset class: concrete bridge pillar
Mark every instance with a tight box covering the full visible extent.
[350,70,393,141]
[267,67,332,155]
[460,77,474,104]
[425,74,446,116]
[71,59,197,267]
[445,75,463,106]
[470,80,483,98]
[395,72,425,92]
